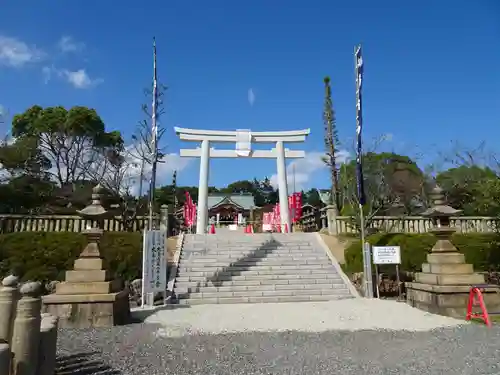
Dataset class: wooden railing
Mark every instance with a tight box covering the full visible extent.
[299,209,499,234]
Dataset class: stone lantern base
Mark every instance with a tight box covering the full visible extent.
[406,282,500,318]
[42,229,131,328]
[406,234,500,318]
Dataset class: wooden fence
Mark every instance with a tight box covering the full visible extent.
[299,208,499,234]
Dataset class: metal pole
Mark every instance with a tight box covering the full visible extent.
[396,264,402,301]
[141,228,147,308]
[148,37,159,231]
[374,264,380,298]
[363,240,373,298]
[359,204,367,296]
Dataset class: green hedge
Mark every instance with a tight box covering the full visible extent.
[0,232,143,282]
[344,233,500,274]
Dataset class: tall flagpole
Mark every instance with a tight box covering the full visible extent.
[148,37,159,231]
[355,44,373,298]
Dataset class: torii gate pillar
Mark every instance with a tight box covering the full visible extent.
[175,127,310,234]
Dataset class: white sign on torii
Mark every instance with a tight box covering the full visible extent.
[175,127,310,234]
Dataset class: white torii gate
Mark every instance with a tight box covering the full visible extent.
[175,127,310,234]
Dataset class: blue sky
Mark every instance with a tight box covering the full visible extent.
[0,0,499,191]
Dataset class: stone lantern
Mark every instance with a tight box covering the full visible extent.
[405,185,500,318]
[318,190,339,235]
[42,185,131,328]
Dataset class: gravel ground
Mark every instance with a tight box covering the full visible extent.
[141,299,465,336]
[55,299,500,374]
[56,324,500,374]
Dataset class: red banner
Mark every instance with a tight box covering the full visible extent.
[183,192,197,227]
[294,192,302,221]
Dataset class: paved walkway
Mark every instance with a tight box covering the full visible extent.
[55,300,500,374]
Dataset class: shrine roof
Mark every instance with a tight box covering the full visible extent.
[208,194,256,210]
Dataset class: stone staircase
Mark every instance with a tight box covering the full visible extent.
[172,232,356,305]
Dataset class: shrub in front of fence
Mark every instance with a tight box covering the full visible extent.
[0,232,142,283]
[343,232,500,275]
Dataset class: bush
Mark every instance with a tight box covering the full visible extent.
[344,232,500,274]
[0,232,143,283]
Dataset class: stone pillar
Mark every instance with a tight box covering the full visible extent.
[196,139,210,234]
[160,204,169,234]
[37,314,58,375]
[325,205,339,235]
[11,281,42,375]
[0,343,10,375]
[0,275,19,345]
[276,140,291,231]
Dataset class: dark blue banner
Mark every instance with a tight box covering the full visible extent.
[355,45,366,206]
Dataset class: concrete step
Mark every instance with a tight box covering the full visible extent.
[184,241,314,249]
[181,253,320,259]
[178,261,332,268]
[179,257,328,265]
[183,247,315,252]
[186,243,313,247]
[181,253,325,260]
[175,273,343,283]
[175,268,336,278]
[178,264,333,272]
[181,253,319,259]
[174,283,349,293]
[176,233,354,305]
[185,239,312,244]
[176,288,352,299]
[174,294,353,305]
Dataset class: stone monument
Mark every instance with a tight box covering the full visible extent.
[42,185,131,328]
[406,185,500,318]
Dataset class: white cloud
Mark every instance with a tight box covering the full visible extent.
[123,145,192,196]
[62,69,102,89]
[270,150,351,191]
[57,36,85,53]
[0,35,44,67]
[0,34,101,89]
[41,66,102,89]
[248,88,255,106]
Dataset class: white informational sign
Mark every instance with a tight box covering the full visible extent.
[229,224,238,231]
[372,246,401,265]
[143,230,167,293]
[262,224,272,232]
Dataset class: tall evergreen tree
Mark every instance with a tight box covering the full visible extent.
[323,76,341,213]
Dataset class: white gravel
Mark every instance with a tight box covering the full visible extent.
[137,299,467,337]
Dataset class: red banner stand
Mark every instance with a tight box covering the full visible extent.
[465,286,492,327]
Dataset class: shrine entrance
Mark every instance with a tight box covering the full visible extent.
[175,127,310,234]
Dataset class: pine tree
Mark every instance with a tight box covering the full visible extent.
[323,76,341,213]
